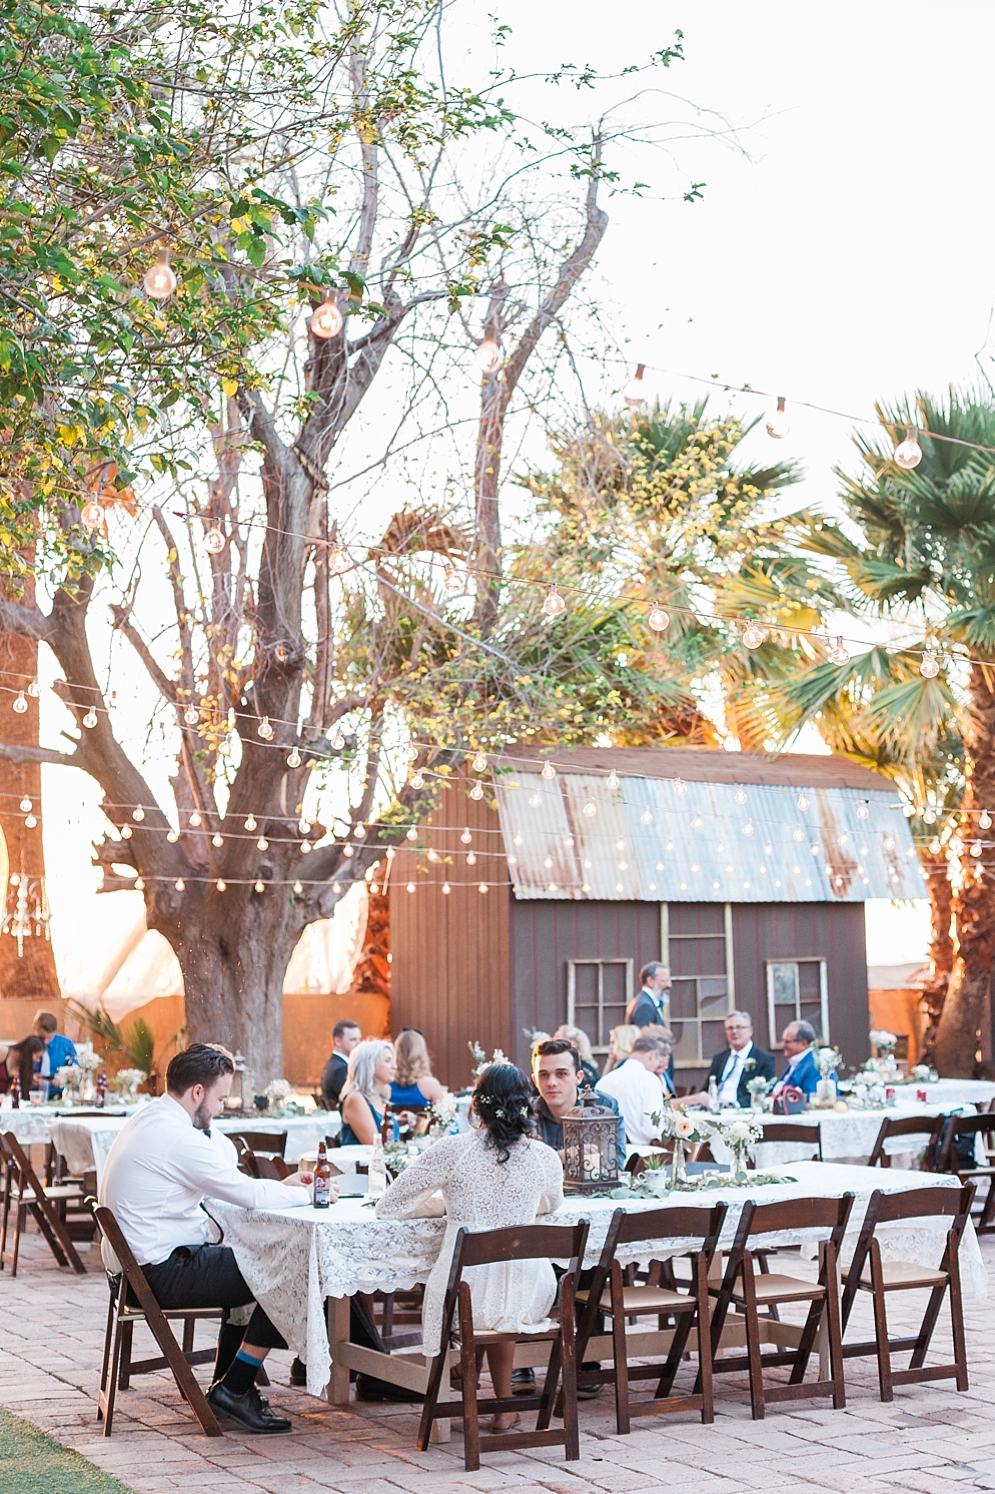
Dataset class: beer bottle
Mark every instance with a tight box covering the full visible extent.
[313,1140,332,1209]
[10,1073,20,1109]
[95,1071,108,1109]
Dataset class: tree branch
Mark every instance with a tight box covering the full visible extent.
[0,742,76,765]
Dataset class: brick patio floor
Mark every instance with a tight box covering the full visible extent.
[2,1231,995,1494]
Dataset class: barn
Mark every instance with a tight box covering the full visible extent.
[389,746,923,1092]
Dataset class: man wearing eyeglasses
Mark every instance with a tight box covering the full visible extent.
[685,1011,776,1109]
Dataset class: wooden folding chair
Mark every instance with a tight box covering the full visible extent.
[570,1202,726,1434]
[416,1220,589,1472]
[241,1149,294,1180]
[840,1183,975,1400]
[867,1115,945,1170]
[706,1192,854,1419]
[227,1131,287,1158]
[759,1121,823,1161]
[935,1115,995,1233]
[91,1204,223,1437]
[0,1130,86,1276]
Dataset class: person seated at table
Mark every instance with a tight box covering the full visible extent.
[99,1043,321,1434]
[339,1038,397,1145]
[639,1024,677,1096]
[595,1036,669,1144]
[0,1035,44,1096]
[553,1025,601,1089]
[375,1060,563,1432]
[390,1028,445,1109]
[684,1011,776,1109]
[601,1023,640,1075]
[319,1019,361,1110]
[531,1039,625,1156]
[771,1020,822,1099]
[32,1010,78,1098]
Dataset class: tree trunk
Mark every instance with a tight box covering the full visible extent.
[149,882,306,1086]
[935,663,995,1076]
[917,869,953,1068]
[0,585,59,1001]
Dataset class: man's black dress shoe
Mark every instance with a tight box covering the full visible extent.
[289,1357,307,1387]
[207,1382,292,1433]
[511,1367,536,1394]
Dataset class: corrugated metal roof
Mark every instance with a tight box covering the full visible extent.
[494,769,922,903]
[497,744,896,793]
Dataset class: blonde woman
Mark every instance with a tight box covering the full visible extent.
[339,1038,396,1145]
[602,1024,640,1075]
[553,1024,601,1088]
[391,1029,445,1108]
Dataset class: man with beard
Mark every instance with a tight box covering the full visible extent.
[99,1043,322,1433]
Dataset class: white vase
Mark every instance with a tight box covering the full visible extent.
[815,1077,837,1107]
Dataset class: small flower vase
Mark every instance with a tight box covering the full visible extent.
[80,1071,96,1104]
[750,1094,765,1113]
[815,1077,837,1107]
[670,1138,688,1187]
[730,1141,751,1181]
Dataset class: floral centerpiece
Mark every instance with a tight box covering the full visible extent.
[69,1050,103,1103]
[651,1104,709,1187]
[704,1111,765,1180]
[263,1078,295,1116]
[868,1028,899,1083]
[111,1068,146,1102]
[912,1062,938,1084]
[54,1063,83,1102]
[811,1046,843,1108]
[426,1092,458,1140]
[746,1075,773,1112]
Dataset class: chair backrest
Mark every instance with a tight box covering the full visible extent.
[760,1121,822,1156]
[91,1203,153,1301]
[868,1113,945,1168]
[250,1152,294,1180]
[612,1201,727,1252]
[454,1220,589,1273]
[325,1132,342,1149]
[936,1113,995,1170]
[227,1130,287,1158]
[0,1129,43,1192]
[866,1182,976,1227]
[736,1192,854,1252]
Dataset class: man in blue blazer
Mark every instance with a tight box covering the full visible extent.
[771,1019,822,1098]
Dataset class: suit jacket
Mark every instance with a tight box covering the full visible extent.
[773,1048,820,1097]
[626,988,665,1029]
[706,1044,776,1108]
[320,1051,349,1109]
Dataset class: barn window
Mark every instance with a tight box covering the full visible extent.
[665,903,735,1068]
[766,958,829,1047]
[566,959,634,1054]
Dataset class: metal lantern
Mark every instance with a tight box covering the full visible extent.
[562,1094,620,1195]
[226,1051,254,1114]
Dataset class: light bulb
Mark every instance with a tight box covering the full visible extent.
[245,815,257,831]
[83,707,98,728]
[765,395,789,439]
[175,878,185,891]
[529,793,542,808]
[18,797,30,812]
[461,828,472,844]
[443,566,462,593]
[257,836,269,851]
[212,833,224,847]
[923,807,937,824]
[797,794,810,811]
[216,879,226,891]
[541,760,556,780]
[143,250,177,300]
[329,545,349,574]
[470,781,484,801]
[80,500,104,532]
[287,748,302,768]
[24,813,37,829]
[354,823,366,840]
[478,882,488,894]
[299,818,311,834]
[406,826,418,840]
[583,801,596,817]
[640,808,652,825]
[254,880,265,893]
[647,603,669,633]
[674,778,687,796]
[294,879,304,894]
[607,769,620,791]
[792,826,804,842]
[734,787,748,805]
[623,363,647,408]
[743,822,754,836]
[406,881,416,894]
[742,622,769,651]
[26,680,39,698]
[475,338,501,374]
[12,691,26,714]
[691,814,703,830]
[467,850,477,866]
[857,802,869,819]
[972,841,983,858]
[472,751,487,773]
[189,811,202,827]
[410,771,424,789]
[257,716,274,739]
[310,294,343,339]
[920,651,940,679]
[132,807,145,822]
[204,525,225,554]
[184,706,199,725]
[427,847,439,863]
[167,829,179,843]
[135,877,145,891]
[830,636,850,667]
[302,840,313,854]
[442,882,451,895]
[894,428,923,470]
[542,586,566,618]
[981,811,993,830]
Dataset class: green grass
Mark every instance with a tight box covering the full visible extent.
[0,1406,137,1494]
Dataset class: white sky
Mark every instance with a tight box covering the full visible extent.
[40,0,995,984]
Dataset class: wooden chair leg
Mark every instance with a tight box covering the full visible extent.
[415,1348,449,1453]
[182,1318,195,1354]
[788,1297,823,1385]
[560,1277,579,1462]
[100,1320,124,1436]
[740,1262,765,1420]
[948,1251,969,1392]
[9,1200,25,1277]
[458,1285,480,1473]
[869,1249,893,1402]
[97,1291,117,1423]
[823,1244,846,1410]
[696,1254,714,1424]
[30,1197,86,1274]
[124,1286,221,1436]
[118,1321,134,1390]
[610,1263,630,1435]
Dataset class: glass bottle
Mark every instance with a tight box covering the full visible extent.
[313,1140,332,1209]
[707,1075,719,1113]
[367,1112,389,1200]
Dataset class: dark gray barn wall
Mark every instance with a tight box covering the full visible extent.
[732,902,870,1072]
[509,900,663,1073]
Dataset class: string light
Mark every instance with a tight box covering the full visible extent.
[204,524,225,555]
[211,833,224,847]
[310,294,344,339]
[287,748,302,768]
[894,429,924,470]
[923,807,937,824]
[80,500,104,532]
[542,586,566,618]
[245,815,257,831]
[648,603,669,633]
[257,836,268,850]
[981,811,993,830]
[175,878,185,891]
[132,807,145,822]
[442,566,462,593]
[734,788,748,805]
[406,881,416,894]
[83,707,98,728]
[298,818,311,835]
[442,882,451,894]
[120,825,132,839]
[920,651,940,678]
[470,781,484,801]
[143,250,177,300]
[302,841,313,854]
[529,792,542,808]
[24,814,36,829]
[478,882,488,894]
[466,851,477,865]
[765,396,789,440]
[18,797,30,812]
[183,706,199,725]
[971,841,983,858]
[26,680,39,698]
[329,545,349,574]
[541,760,556,780]
[406,827,418,840]
[640,808,653,825]
[674,779,687,797]
[354,823,366,839]
[189,811,202,827]
[475,338,502,374]
[742,622,767,649]
[293,879,304,894]
[257,717,274,740]
[167,829,179,843]
[12,691,26,714]
[583,800,597,817]
[691,813,703,830]
[623,363,647,408]
[254,880,265,893]
[857,803,869,819]
[135,877,145,891]
[410,771,424,789]
[472,752,487,773]
[460,827,472,844]
[797,795,810,811]
[830,636,850,666]
[607,769,620,791]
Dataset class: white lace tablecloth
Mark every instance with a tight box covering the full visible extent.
[706,1103,975,1169]
[0,1105,134,1147]
[211,1160,986,1397]
[47,1112,341,1182]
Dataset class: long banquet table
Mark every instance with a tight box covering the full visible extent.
[707,1101,980,1168]
[210,1160,986,1406]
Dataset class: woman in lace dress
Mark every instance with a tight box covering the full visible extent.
[376,1063,563,1430]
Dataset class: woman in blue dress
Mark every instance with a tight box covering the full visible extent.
[339,1039,398,1145]
[390,1028,445,1109]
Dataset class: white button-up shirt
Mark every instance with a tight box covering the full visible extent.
[717,1040,754,1106]
[99,1093,310,1266]
[595,1060,665,1145]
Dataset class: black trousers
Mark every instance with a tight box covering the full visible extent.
[142,1244,287,1351]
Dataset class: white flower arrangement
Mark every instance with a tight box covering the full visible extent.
[869,1028,898,1053]
[652,1104,709,1146]
[814,1046,843,1078]
[112,1068,145,1098]
[912,1063,937,1083]
[746,1074,774,1109]
[468,1040,510,1080]
[77,1051,103,1072]
[263,1078,294,1113]
[55,1064,82,1093]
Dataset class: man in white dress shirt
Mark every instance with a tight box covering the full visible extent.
[100,1043,325,1434]
[595,1036,668,1144]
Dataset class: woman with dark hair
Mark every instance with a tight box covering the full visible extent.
[0,1036,44,1097]
[376,1062,563,1430]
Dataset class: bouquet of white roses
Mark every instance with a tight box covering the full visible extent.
[869,1029,897,1054]
[746,1074,773,1109]
[264,1078,294,1113]
[112,1068,146,1099]
[704,1110,765,1177]
[814,1046,843,1078]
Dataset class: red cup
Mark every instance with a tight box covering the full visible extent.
[885,1087,896,1102]
[917,1087,928,1102]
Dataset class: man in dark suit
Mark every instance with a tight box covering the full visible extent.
[626,963,671,1029]
[319,1019,361,1109]
[687,1011,776,1108]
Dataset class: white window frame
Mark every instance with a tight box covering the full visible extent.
[663,903,735,1068]
[765,958,830,1047]
[566,958,634,1053]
